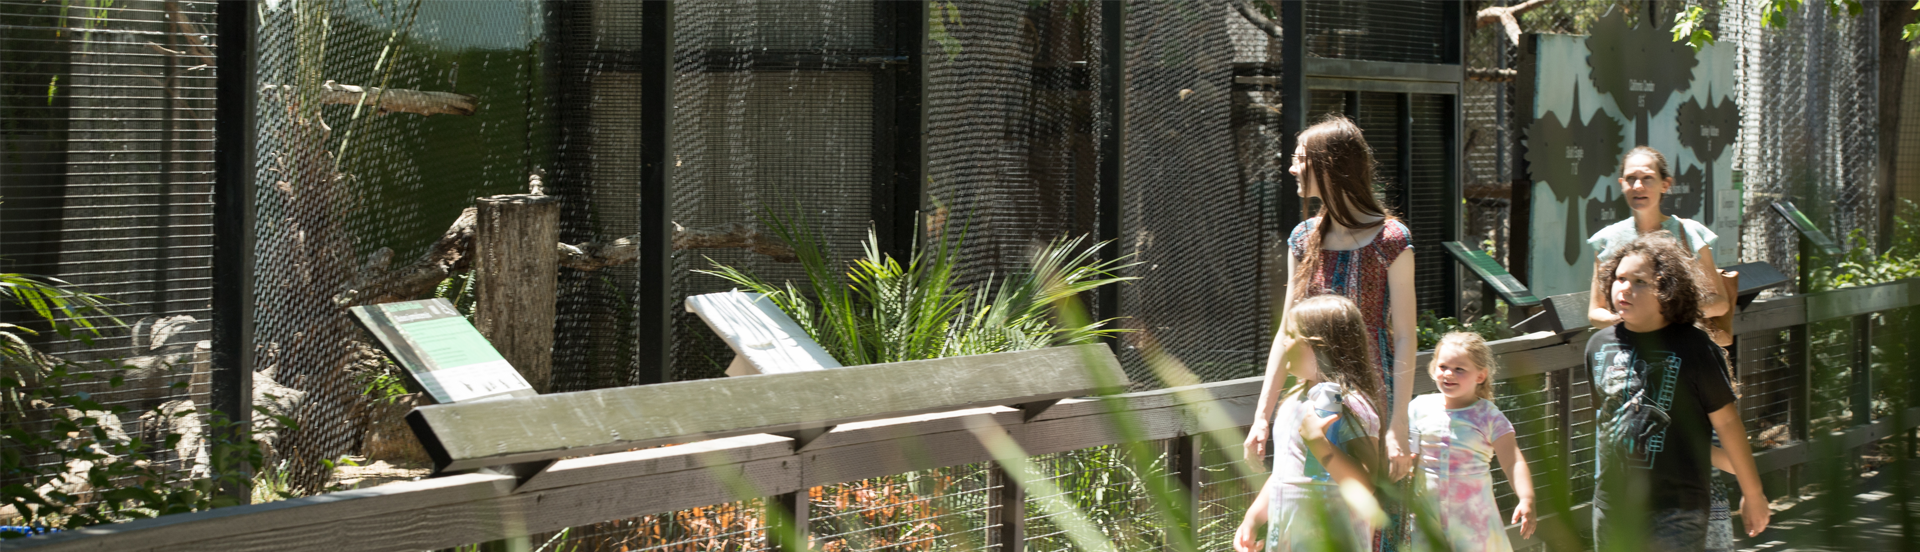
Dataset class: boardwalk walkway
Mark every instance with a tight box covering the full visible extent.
[1737,462,1919,551]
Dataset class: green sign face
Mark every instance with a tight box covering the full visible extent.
[1442,242,1540,307]
[1523,10,1742,298]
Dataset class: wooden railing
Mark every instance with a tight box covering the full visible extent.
[15,279,1919,552]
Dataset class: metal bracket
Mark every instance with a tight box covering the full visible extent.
[480,459,558,493]
[1016,399,1062,423]
[778,425,835,452]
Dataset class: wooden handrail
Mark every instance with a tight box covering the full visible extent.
[410,344,1129,473]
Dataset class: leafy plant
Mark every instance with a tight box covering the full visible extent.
[0,273,123,368]
[1,360,293,537]
[1416,301,1512,351]
[699,211,1137,366]
[1805,199,1920,292]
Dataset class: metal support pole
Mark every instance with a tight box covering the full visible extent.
[874,1,926,258]
[211,0,258,504]
[1277,0,1308,299]
[1097,0,1125,328]
[1397,93,1414,220]
[636,0,675,385]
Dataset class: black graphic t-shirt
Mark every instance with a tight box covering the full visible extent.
[1586,322,1738,513]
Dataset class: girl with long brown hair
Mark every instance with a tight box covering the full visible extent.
[1243,114,1419,551]
[1235,295,1385,552]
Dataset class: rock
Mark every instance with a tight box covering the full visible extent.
[251,369,306,456]
[139,399,209,478]
[359,393,430,465]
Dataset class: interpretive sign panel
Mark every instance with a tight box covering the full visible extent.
[350,299,534,404]
[1443,242,1541,307]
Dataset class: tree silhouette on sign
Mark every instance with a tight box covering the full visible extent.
[1526,83,1625,265]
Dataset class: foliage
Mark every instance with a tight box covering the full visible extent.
[1805,199,1920,292]
[1416,301,1512,351]
[1672,0,1904,50]
[699,211,1137,367]
[0,273,122,368]
[928,1,963,62]
[1908,2,1920,42]
[1,360,293,537]
[1672,5,1715,48]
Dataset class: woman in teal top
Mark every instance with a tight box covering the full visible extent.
[1585,146,1729,329]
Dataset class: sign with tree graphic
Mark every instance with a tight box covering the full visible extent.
[1522,10,1741,297]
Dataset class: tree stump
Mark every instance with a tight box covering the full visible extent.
[473,193,560,393]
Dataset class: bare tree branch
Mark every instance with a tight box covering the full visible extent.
[1230,0,1282,39]
[348,213,796,306]
[1477,0,1553,46]
[260,81,478,117]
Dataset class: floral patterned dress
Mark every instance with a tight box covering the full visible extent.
[1267,383,1383,552]
[1289,217,1414,550]
[1407,394,1515,552]
[1288,218,1412,381]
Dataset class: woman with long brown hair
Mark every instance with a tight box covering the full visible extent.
[1243,115,1418,551]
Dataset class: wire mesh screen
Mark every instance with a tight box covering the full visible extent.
[1737,328,1803,449]
[1024,442,1172,552]
[1902,51,1920,205]
[1486,371,1559,514]
[1118,1,1274,386]
[1726,0,1881,281]
[922,1,1103,293]
[252,0,548,491]
[1460,6,1516,322]
[1302,1,1450,65]
[669,0,881,383]
[548,0,647,393]
[535,498,772,552]
[1196,432,1262,552]
[809,462,1000,552]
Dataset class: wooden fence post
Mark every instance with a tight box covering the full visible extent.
[1789,324,1811,498]
[769,490,810,552]
[473,193,560,393]
[990,465,1026,552]
[1172,434,1202,543]
[1851,314,1874,427]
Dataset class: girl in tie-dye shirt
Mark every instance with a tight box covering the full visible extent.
[1407,333,1536,552]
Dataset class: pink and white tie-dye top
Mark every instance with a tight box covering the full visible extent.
[1407,394,1516,552]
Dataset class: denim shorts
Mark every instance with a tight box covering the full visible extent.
[1594,506,1708,552]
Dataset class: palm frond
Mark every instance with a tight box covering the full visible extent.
[700,211,1137,367]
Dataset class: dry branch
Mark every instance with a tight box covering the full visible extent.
[259,81,478,117]
[1230,0,1282,38]
[1477,0,1552,46]
[349,210,795,307]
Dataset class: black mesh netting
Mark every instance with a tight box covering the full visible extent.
[1115,1,1275,385]
[924,0,1104,291]
[252,0,549,490]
